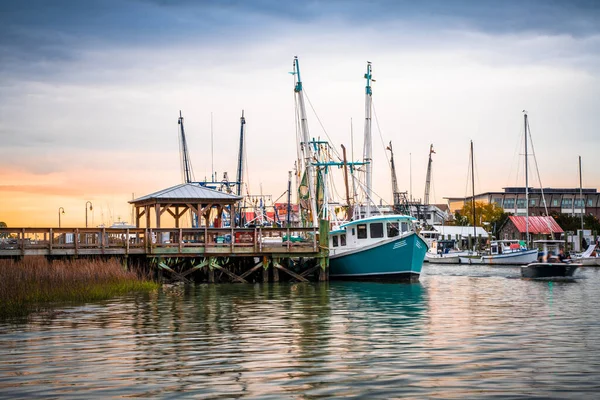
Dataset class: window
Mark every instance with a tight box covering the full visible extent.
[340,234,346,246]
[493,198,503,206]
[504,198,515,209]
[401,222,409,232]
[561,198,572,208]
[370,223,384,238]
[351,228,355,236]
[387,222,399,237]
[588,199,594,207]
[516,199,526,209]
[357,224,367,239]
[530,199,537,206]
[332,235,338,247]
[552,199,559,207]
[574,199,585,208]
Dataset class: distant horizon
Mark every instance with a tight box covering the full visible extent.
[2,0,599,227]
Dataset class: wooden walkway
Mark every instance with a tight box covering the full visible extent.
[0,226,328,283]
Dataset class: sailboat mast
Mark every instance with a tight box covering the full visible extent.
[524,111,529,246]
[236,110,246,196]
[363,62,373,218]
[471,140,476,249]
[579,155,584,233]
[178,110,193,184]
[293,56,318,227]
[424,144,434,205]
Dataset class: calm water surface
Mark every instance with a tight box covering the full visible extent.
[2,265,600,399]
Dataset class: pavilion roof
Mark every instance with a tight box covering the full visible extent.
[130,183,242,205]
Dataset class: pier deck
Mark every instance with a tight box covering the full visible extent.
[0,226,328,283]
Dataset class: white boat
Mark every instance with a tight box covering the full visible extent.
[425,239,462,264]
[481,240,539,265]
[573,244,600,266]
[426,252,461,264]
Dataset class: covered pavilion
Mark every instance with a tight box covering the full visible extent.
[129,183,242,228]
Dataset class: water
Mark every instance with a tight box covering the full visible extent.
[2,265,600,398]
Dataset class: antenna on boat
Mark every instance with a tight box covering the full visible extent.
[211,112,214,183]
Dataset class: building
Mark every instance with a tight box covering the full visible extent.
[498,216,564,241]
[446,187,600,218]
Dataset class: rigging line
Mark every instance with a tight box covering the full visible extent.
[513,128,525,188]
[474,152,482,198]
[464,147,472,198]
[506,126,524,189]
[526,118,549,216]
[371,100,391,165]
[302,88,342,160]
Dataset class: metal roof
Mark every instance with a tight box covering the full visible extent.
[431,225,490,238]
[130,183,242,203]
[508,216,563,234]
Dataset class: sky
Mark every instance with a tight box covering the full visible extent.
[1,0,600,227]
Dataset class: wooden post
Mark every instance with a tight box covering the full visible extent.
[49,228,53,254]
[319,219,330,281]
[262,255,269,283]
[75,228,79,256]
[272,257,279,282]
[208,257,215,283]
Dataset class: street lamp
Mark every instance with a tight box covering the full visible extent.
[85,201,93,228]
[58,207,65,228]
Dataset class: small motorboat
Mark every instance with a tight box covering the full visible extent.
[521,240,581,278]
[521,262,580,278]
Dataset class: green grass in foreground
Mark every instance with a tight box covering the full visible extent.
[0,257,159,319]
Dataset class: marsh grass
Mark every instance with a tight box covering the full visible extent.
[0,257,158,319]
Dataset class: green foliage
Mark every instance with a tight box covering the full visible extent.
[549,211,600,233]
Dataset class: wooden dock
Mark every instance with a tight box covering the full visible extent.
[0,225,329,283]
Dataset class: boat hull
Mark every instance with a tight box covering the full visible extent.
[481,249,538,265]
[426,253,460,264]
[521,263,580,278]
[330,232,427,282]
[579,257,600,266]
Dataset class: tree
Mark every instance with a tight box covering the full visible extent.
[459,201,505,227]
[0,222,6,239]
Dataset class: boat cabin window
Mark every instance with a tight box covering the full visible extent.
[340,234,346,246]
[370,223,384,239]
[357,224,367,239]
[387,222,399,238]
[332,235,339,247]
[401,222,409,232]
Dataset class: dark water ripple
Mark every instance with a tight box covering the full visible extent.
[2,265,600,398]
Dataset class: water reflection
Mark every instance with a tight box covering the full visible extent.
[2,268,600,398]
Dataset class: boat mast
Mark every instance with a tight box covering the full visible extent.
[524,111,529,246]
[293,56,318,227]
[387,141,400,213]
[363,62,373,218]
[341,144,352,219]
[471,140,476,250]
[579,155,584,233]
[424,144,434,205]
[236,110,246,196]
[178,110,194,184]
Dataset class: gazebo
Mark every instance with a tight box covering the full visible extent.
[129,183,242,228]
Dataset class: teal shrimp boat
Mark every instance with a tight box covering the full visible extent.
[329,215,428,281]
[291,58,427,281]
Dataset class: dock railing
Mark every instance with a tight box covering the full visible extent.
[0,226,320,257]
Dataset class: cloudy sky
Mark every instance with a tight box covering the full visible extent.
[1,0,599,227]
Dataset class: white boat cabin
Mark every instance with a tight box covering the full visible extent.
[329,215,416,256]
[489,239,527,255]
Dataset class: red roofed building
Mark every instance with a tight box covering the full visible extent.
[499,216,564,241]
